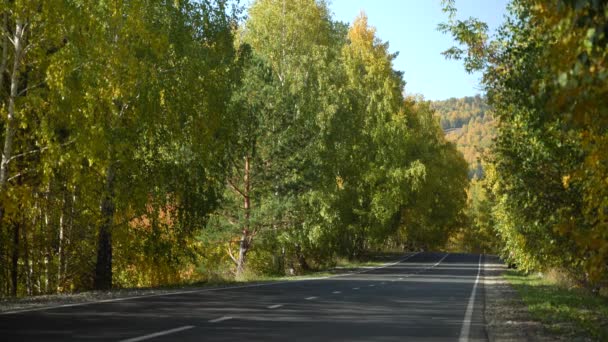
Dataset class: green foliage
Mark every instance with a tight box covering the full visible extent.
[442,0,608,287]
[0,0,239,295]
[0,0,471,296]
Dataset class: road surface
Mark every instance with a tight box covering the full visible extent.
[0,252,487,341]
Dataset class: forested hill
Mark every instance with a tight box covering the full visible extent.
[431,96,495,176]
[432,95,490,130]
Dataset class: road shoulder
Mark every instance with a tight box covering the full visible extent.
[0,252,418,315]
[483,255,556,341]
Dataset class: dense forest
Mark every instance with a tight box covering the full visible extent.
[0,0,469,297]
[432,95,490,131]
[441,0,608,291]
[432,95,495,177]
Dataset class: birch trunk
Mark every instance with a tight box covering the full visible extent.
[22,216,32,295]
[10,221,19,296]
[0,22,25,291]
[235,156,251,279]
[0,20,25,196]
[0,12,8,92]
[94,164,115,290]
[57,209,64,289]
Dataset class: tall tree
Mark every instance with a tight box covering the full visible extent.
[441,0,608,288]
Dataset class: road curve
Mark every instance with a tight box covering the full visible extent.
[0,253,487,341]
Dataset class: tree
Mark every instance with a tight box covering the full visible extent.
[440,0,608,288]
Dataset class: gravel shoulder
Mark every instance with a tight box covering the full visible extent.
[483,255,562,341]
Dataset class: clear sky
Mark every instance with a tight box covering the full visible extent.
[328,0,509,101]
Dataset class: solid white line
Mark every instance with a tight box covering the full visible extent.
[119,325,194,342]
[332,291,341,294]
[458,254,483,342]
[209,316,232,323]
[305,296,317,300]
[267,304,283,309]
[2,252,422,316]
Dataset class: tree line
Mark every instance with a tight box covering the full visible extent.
[442,0,608,291]
[432,95,490,131]
[0,0,468,297]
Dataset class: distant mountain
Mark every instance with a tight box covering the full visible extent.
[431,95,495,178]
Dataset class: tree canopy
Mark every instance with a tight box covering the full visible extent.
[0,0,469,296]
[441,0,608,289]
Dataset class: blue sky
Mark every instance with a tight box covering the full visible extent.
[328,0,509,100]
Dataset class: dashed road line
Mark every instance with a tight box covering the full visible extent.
[209,316,233,323]
[332,291,341,294]
[2,252,422,316]
[305,296,317,300]
[267,304,283,309]
[119,325,195,342]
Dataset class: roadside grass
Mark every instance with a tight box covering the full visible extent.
[334,258,388,268]
[505,270,608,341]
[239,252,407,282]
[334,251,409,269]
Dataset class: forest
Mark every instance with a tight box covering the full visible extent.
[0,0,469,297]
[441,0,608,291]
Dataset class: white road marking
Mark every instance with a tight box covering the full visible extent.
[119,325,194,342]
[267,304,283,309]
[458,254,483,342]
[209,316,233,323]
[368,284,375,287]
[305,296,317,300]
[1,252,422,316]
[353,287,360,290]
[332,291,341,294]
[433,253,449,267]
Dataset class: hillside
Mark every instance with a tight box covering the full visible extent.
[431,95,495,177]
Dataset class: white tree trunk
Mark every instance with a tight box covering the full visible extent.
[0,20,26,195]
[0,12,8,92]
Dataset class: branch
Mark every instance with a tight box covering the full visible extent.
[17,62,85,97]
[7,140,74,164]
[227,241,238,266]
[17,80,46,96]
[216,211,240,226]
[7,169,33,182]
[227,178,246,198]
[228,155,244,179]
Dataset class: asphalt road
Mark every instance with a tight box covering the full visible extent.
[1,252,487,341]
